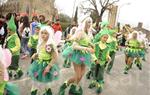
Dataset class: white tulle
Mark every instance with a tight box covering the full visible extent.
[0,46,12,81]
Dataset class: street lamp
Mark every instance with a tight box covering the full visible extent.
[116,2,131,23]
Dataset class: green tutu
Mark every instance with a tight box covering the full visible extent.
[62,46,73,58]
[139,49,145,58]
[125,47,141,57]
[62,44,92,67]
[28,60,59,83]
[62,41,73,57]
[0,81,20,95]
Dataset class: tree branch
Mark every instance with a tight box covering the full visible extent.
[89,0,95,6]
[104,0,110,6]
[99,0,104,7]
[111,0,119,4]
[82,7,96,11]
[108,0,119,7]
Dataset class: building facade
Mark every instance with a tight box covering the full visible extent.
[0,0,58,18]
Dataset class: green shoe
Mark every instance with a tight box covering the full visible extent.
[96,87,102,94]
[8,70,13,78]
[86,71,92,79]
[14,69,23,79]
[124,70,128,74]
[68,84,76,95]
[31,89,37,95]
[69,84,83,95]
[96,82,103,94]
[88,80,96,89]
[43,88,52,95]
[78,86,83,95]
[58,82,69,95]
[137,64,142,70]
[124,65,129,74]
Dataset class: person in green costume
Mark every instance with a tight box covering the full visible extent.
[132,32,147,71]
[124,31,143,74]
[86,21,111,79]
[59,16,94,95]
[0,46,20,95]
[28,25,40,63]
[28,26,59,95]
[88,31,111,94]
[105,29,118,74]
[4,15,23,79]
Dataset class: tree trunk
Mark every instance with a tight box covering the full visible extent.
[95,10,104,32]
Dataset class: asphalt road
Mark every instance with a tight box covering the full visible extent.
[11,49,150,95]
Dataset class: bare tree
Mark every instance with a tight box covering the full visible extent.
[80,0,119,30]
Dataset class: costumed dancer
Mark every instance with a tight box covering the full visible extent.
[105,29,118,74]
[124,31,143,74]
[28,25,40,63]
[0,46,20,95]
[63,26,77,68]
[88,30,111,94]
[86,21,110,79]
[133,31,146,70]
[4,16,23,79]
[28,26,59,95]
[59,16,94,95]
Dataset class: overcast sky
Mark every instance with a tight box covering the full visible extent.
[55,0,150,29]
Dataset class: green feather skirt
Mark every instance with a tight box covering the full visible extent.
[28,60,59,83]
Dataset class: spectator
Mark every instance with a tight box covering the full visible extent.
[21,16,30,59]
[39,15,46,24]
[52,19,62,33]
[64,21,77,39]
[30,16,39,35]
[0,15,7,46]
